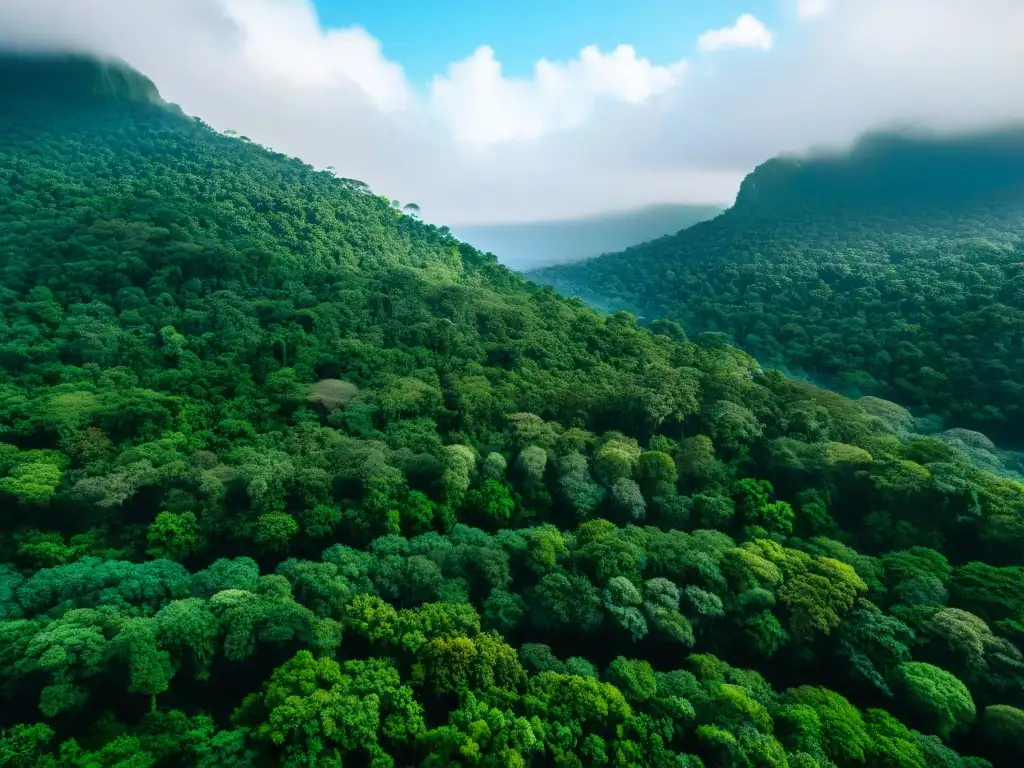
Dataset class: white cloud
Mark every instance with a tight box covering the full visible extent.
[221,0,411,111]
[0,0,1022,226]
[797,0,832,20]
[430,44,688,144]
[697,14,774,53]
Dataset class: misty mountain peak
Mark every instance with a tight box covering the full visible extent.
[734,127,1024,214]
[0,51,163,111]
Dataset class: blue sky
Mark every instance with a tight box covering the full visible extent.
[314,0,776,83]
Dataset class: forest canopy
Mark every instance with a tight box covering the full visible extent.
[0,53,1022,767]
[531,129,1024,447]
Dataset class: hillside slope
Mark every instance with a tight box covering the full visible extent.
[450,203,722,271]
[531,130,1024,444]
[1,53,1023,767]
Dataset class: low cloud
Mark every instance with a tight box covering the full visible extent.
[697,14,774,53]
[224,0,412,112]
[0,0,1022,224]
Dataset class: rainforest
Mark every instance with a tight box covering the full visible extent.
[531,131,1024,446]
[0,53,1023,768]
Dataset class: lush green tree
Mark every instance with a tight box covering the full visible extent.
[233,650,416,766]
[895,661,976,738]
[604,576,648,641]
[146,511,200,561]
[250,511,300,552]
[530,572,603,632]
[464,479,516,527]
[979,705,1024,762]
[836,599,914,695]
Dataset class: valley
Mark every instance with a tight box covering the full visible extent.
[450,203,723,271]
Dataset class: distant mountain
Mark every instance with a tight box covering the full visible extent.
[531,128,1024,443]
[451,203,722,270]
[734,128,1024,213]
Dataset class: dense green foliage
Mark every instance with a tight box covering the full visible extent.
[1,54,1023,767]
[531,131,1024,445]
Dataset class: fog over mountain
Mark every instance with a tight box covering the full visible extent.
[451,204,723,270]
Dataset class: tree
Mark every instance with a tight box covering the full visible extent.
[482,590,526,635]
[420,692,540,767]
[605,657,657,702]
[156,598,220,680]
[0,52,1014,768]
[0,447,65,506]
[593,437,640,486]
[483,452,507,480]
[778,556,867,637]
[980,705,1024,762]
[918,607,1024,690]
[523,524,568,574]
[296,504,343,539]
[637,451,677,497]
[531,573,603,632]
[113,617,174,701]
[836,599,913,695]
[413,631,524,694]
[706,401,763,454]
[21,608,114,716]
[307,379,359,411]
[693,493,735,528]
[147,511,200,560]
[0,723,56,767]
[895,661,976,738]
[611,478,646,521]
[754,501,795,536]
[402,491,436,534]
[250,512,299,552]
[744,611,789,657]
[233,650,413,766]
[515,445,547,486]
[683,586,725,618]
[464,479,515,527]
[603,576,648,641]
[556,453,605,521]
[781,686,873,765]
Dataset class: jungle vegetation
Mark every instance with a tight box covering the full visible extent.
[0,53,1023,767]
[531,130,1024,446]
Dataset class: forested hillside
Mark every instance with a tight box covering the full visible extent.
[1,53,1024,767]
[530,131,1024,445]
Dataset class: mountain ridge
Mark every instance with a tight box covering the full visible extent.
[531,127,1024,443]
[733,128,1024,214]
